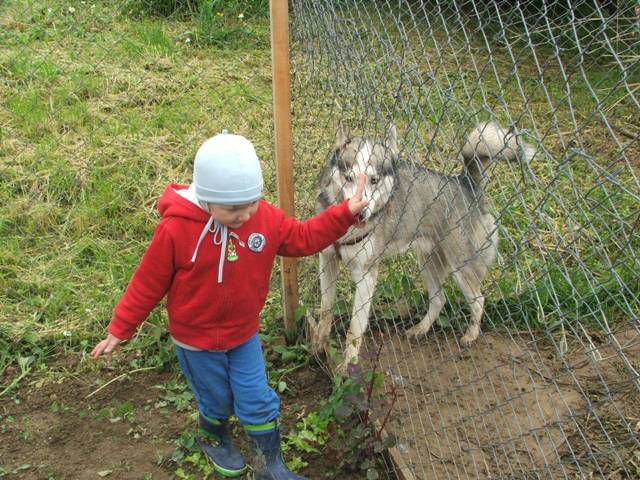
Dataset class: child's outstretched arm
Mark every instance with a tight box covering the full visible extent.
[91,220,176,361]
[277,174,369,257]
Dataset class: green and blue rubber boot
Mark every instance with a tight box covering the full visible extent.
[246,421,308,480]
[197,414,247,477]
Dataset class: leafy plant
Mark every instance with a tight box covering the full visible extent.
[282,411,330,469]
[155,380,194,412]
[50,400,71,414]
[0,330,52,398]
[171,428,220,478]
[319,343,399,479]
[98,400,137,424]
[284,411,328,455]
[262,329,312,394]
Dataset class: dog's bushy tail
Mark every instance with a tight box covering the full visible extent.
[460,121,536,186]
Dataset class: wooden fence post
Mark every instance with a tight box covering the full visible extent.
[270,0,299,339]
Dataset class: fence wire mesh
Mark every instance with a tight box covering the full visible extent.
[2,0,639,478]
[290,0,640,478]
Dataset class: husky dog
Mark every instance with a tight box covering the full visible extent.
[308,122,536,368]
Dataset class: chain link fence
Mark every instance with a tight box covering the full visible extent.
[290,0,640,478]
[2,0,639,477]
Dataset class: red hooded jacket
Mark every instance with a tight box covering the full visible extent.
[107,184,357,350]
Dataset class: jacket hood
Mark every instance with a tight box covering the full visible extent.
[158,184,210,223]
[157,183,234,284]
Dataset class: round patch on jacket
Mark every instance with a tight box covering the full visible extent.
[247,233,266,253]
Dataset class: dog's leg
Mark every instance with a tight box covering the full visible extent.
[453,269,484,346]
[310,249,339,355]
[405,275,446,339]
[340,264,379,372]
[406,251,447,339]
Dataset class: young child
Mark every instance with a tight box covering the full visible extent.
[91,131,368,479]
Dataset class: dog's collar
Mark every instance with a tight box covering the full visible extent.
[333,226,373,261]
[336,228,373,247]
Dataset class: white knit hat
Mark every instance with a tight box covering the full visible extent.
[193,130,263,205]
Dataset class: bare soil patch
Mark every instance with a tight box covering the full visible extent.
[0,356,368,480]
[370,329,639,479]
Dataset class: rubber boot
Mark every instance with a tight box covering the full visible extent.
[198,414,247,478]
[246,423,308,480]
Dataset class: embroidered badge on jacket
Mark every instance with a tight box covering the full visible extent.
[247,233,266,252]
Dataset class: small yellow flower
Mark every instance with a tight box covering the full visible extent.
[238,13,244,19]
[216,12,224,17]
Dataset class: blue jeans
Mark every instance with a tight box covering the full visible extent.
[175,333,280,426]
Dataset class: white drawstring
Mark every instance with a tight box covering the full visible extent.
[211,220,228,284]
[190,216,228,283]
[191,216,214,263]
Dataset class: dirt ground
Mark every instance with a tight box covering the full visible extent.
[0,355,368,480]
[2,329,637,480]
[371,328,640,479]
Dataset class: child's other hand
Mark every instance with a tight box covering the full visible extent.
[91,333,122,363]
[348,173,369,216]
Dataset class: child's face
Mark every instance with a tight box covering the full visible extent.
[207,201,259,229]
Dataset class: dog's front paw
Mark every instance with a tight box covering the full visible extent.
[334,357,359,377]
[406,322,431,340]
[333,344,360,376]
[334,360,350,377]
[307,312,331,356]
[309,336,327,356]
[460,325,480,346]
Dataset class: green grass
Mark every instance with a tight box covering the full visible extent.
[0,0,273,362]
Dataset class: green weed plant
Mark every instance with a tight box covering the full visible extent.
[318,344,399,480]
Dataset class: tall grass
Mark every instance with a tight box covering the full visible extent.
[0,0,273,382]
[124,0,269,48]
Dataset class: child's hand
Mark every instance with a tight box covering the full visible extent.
[348,174,369,216]
[91,333,122,363]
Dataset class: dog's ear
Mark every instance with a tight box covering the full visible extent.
[385,123,398,157]
[381,123,398,174]
[335,122,349,148]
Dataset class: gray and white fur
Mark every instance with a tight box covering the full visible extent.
[309,121,535,369]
